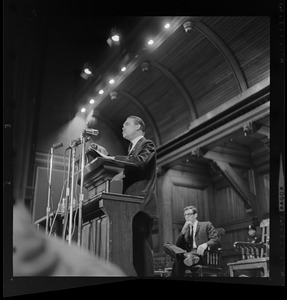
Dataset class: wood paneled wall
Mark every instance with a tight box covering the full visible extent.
[156,168,213,251]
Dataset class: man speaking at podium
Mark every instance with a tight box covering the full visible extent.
[95,115,158,277]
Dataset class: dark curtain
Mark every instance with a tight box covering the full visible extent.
[4,1,48,209]
[3,0,48,284]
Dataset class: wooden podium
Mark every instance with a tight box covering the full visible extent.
[80,157,144,276]
[35,157,144,275]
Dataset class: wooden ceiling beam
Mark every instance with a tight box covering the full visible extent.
[256,124,270,139]
[204,149,252,169]
[195,21,248,93]
[212,161,257,214]
[151,61,198,121]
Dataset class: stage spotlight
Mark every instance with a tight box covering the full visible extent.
[80,63,94,79]
[84,68,92,75]
[107,28,122,47]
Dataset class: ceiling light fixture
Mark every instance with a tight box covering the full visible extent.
[141,61,150,72]
[183,20,194,33]
[242,122,253,136]
[110,91,119,100]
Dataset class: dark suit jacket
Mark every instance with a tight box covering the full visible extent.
[114,137,158,218]
[175,221,219,253]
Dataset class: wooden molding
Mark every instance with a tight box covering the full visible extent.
[204,149,252,169]
[158,98,269,167]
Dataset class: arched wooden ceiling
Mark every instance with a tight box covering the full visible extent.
[79,16,270,150]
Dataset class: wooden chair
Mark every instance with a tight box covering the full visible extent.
[185,227,225,277]
[227,218,270,277]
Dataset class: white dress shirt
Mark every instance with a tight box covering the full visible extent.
[129,135,144,153]
[191,220,198,248]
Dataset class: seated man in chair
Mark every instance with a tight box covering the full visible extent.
[164,205,219,277]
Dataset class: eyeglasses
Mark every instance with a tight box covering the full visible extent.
[184,213,195,217]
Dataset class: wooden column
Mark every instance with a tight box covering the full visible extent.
[159,170,174,245]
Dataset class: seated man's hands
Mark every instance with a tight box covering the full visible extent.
[196,243,208,256]
[184,243,208,258]
[181,221,192,234]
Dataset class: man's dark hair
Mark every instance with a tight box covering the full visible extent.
[183,206,198,214]
[128,115,146,133]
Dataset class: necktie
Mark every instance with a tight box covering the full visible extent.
[128,143,133,154]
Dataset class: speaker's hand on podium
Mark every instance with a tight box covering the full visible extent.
[91,143,115,160]
[100,153,115,160]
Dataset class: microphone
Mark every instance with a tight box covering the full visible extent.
[84,128,99,136]
[66,138,81,150]
[52,142,63,149]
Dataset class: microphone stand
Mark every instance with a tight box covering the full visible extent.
[67,144,77,245]
[62,148,72,240]
[45,147,54,235]
[77,133,86,247]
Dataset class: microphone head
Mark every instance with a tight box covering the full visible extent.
[84,128,99,136]
[52,142,63,149]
